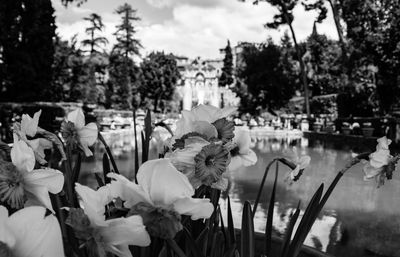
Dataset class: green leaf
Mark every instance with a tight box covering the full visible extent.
[102,153,111,184]
[133,109,139,183]
[210,231,224,257]
[72,152,82,183]
[286,184,324,257]
[196,227,209,257]
[141,131,147,163]
[227,196,236,245]
[98,132,120,174]
[223,245,237,257]
[265,161,279,255]
[253,159,276,217]
[280,201,301,257]
[183,227,204,257]
[241,201,255,257]
[94,173,105,187]
[218,205,228,248]
[166,239,187,257]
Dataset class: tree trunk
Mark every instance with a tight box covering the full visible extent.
[281,6,310,116]
[328,0,348,72]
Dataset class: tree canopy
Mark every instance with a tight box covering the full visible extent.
[219,40,234,87]
[139,52,181,112]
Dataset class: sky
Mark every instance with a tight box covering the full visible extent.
[52,0,338,59]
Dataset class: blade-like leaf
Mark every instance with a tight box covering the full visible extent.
[133,110,139,183]
[183,228,205,257]
[196,227,209,257]
[166,239,187,257]
[286,184,324,257]
[210,231,224,257]
[227,196,236,245]
[280,201,301,257]
[265,161,279,255]
[218,205,228,248]
[253,159,276,217]
[72,152,82,183]
[102,153,111,184]
[98,132,120,174]
[144,109,153,140]
[241,201,255,257]
[223,244,237,257]
[141,131,147,163]
[94,173,105,187]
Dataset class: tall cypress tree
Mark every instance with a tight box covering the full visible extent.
[109,3,142,109]
[0,0,56,101]
[219,40,234,87]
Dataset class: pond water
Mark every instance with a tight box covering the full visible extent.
[80,129,400,257]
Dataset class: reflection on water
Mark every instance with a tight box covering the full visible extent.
[80,131,400,257]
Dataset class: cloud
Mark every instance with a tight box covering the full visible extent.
[54,0,338,59]
[145,0,224,8]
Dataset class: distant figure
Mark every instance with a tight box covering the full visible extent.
[110,120,116,130]
[352,122,362,135]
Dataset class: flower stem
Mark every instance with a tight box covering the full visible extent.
[166,239,187,257]
[253,158,277,217]
[98,132,120,174]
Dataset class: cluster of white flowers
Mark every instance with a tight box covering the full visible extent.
[0,105,260,257]
[3,105,393,257]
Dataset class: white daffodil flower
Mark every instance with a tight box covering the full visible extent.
[107,159,214,238]
[13,110,53,165]
[166,137,230,190]
[61,108,98,156]
[172,105,236,145]
[74,183,150,257]
[0,140,64,212]
[363,136,392,180]
[228,127,257,171]
[0,205,65,257]
[283,147,311,182]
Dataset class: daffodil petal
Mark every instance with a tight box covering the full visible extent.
[75,184,113,226]
[191,105,221,123]
[173,197,214,220]
[363,163,382,179]
[228,156,243,171]
[234,127,251,155]
[137,159,194,206]
[241,149,258,167]
[80,143,93,157]
[78,122,98,147]
[107,173,152,208]
[100,215,151,248]
[24,169,64,194]
[67,109,85,129]
[21,110,41,137]
[216,106,237,120]
[11,140,35,173]
[28,138,53,165]
[211,177,229,191]
[167,137,208,176]
[23,185,55,213]
[0,206,16,249]
[369,150,390,168]
[298,156,311,169]
[376,136,391,150]
[7,206,65,257]
[290,166,301,180]
[192,121,218,139]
